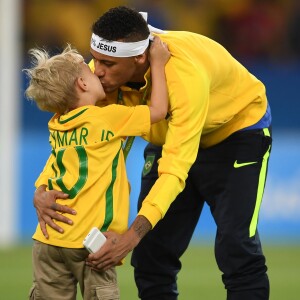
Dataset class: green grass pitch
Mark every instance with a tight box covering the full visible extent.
[0,244,299,299]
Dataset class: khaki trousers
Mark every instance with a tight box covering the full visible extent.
[29,241,120,300]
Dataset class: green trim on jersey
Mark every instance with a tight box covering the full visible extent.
[48,146,88,199]
[58,108,89,124]
[102,146,122,231]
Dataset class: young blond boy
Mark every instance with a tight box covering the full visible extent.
[24,38,169,300]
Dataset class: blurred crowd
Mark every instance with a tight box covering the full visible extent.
[23,0,300,63]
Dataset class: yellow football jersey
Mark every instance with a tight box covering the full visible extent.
[33,104,150,248]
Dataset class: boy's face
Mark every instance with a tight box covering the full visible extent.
[81,62,106,103]
[90,48,145,93]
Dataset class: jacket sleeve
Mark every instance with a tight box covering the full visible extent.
[138,55,210,227]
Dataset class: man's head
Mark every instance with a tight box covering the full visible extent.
[92,6,150,43]
[24,44,105,114]
[90,6,151,93]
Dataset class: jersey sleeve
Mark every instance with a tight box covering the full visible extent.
[103,104,151,137]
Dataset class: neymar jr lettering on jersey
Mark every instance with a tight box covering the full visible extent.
[50,128,88,148]
[50,128,115,148]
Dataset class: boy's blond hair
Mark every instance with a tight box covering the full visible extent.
[24,44,84,114]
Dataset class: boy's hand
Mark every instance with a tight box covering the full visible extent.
[149,36,170,67]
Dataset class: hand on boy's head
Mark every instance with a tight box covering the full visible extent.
[149,36,170,66]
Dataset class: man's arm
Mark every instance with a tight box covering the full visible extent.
[86,215,152,270]
[34,185,75,238]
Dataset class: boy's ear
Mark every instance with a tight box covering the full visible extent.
[76,77,88,91]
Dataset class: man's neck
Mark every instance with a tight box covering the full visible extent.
[125,82,145,90]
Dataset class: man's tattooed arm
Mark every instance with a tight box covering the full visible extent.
[130,215,152,241]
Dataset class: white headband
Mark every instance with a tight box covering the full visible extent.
[90,12,166,58]
[91,33,150,57]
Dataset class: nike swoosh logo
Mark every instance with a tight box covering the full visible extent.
[234,160,258,168]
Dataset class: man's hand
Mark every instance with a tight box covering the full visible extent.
[34,185,76,238]
[86,216,152,271]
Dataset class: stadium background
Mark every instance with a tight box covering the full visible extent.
[0,0,299,298]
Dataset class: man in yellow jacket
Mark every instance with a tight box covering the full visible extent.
[34,6,272,300]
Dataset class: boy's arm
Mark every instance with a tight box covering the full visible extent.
[148,37,170,124]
